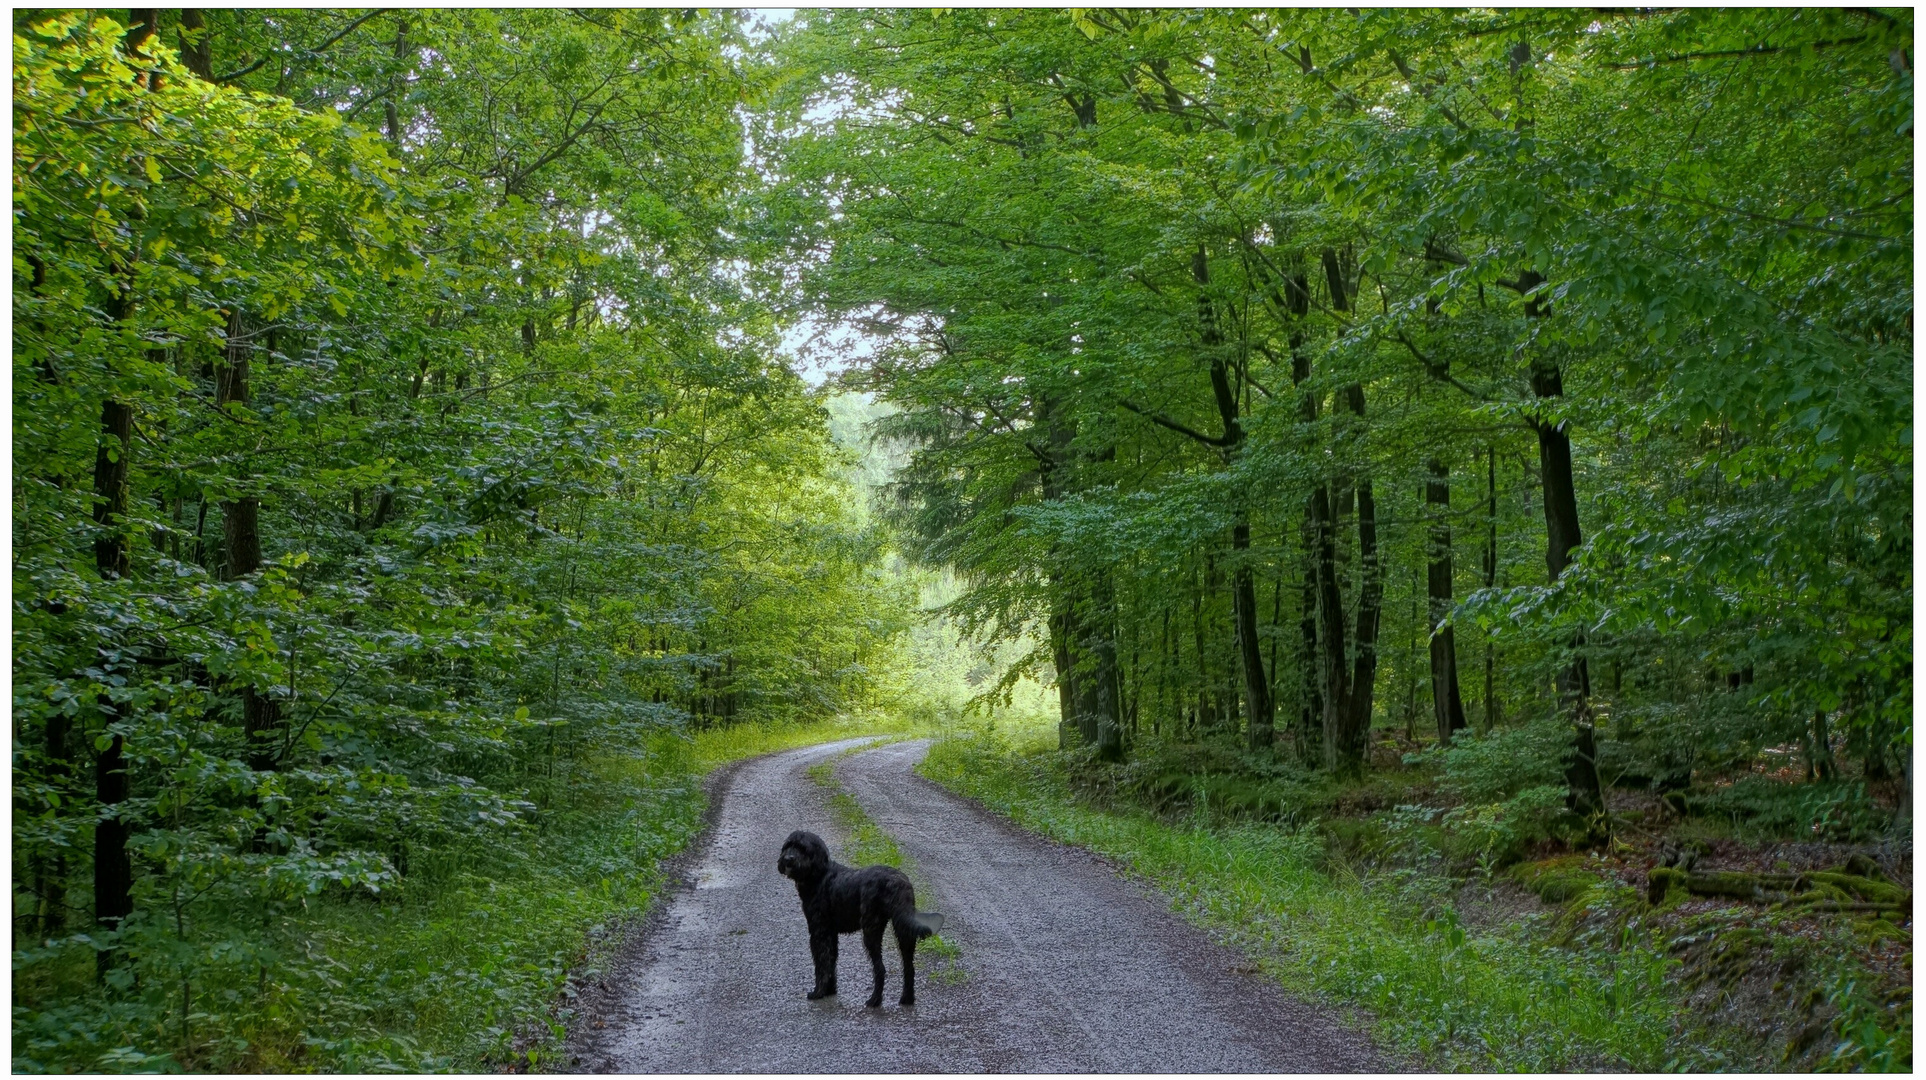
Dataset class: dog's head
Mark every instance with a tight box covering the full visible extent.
[777,830,830,882]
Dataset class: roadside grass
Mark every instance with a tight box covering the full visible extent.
[13,713,920,1074]
[805,745,966,986]
[918,729,1680,1072]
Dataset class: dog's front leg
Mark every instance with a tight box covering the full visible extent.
[807,927,838,999]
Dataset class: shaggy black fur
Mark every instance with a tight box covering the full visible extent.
[776,830,944,1007]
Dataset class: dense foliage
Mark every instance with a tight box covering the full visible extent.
[12,11,910,1069]
[762,7,1912,816]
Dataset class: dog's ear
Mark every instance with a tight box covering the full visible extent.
[800,831,829,865]
[784,830,829,871]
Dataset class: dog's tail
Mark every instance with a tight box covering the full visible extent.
[897,911,945,940]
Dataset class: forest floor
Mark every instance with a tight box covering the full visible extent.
[915,728,1912,1073]
[563,738,1386,1072]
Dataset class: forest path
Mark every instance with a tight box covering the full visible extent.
[567,737,1386,1072]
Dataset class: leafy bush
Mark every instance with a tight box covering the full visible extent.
[1511,856,1608,905]
[1113,738,1331,823]
[1435,720,1572,804]
[1687,777,1887,842]
[1395,722,1577,867]
[1442,785,1572,869]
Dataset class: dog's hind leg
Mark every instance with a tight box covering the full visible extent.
[862,923,887,1007]
[893,920,918,1006]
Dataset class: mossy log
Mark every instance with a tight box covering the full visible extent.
[1802,871,1908,905]
[1646,862,1912,913]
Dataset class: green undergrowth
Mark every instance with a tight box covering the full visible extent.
[919,730,1679,1072]
[805,744,966,986]
[13,713,919,1074]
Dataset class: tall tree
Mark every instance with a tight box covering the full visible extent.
[1426,458,1469,744]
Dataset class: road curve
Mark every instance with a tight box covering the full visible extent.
[566,737,1387,1072]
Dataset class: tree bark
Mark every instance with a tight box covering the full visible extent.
[218,311,281,773]
[1192,248,1273,751]
[1482,446,1499,732]
[1083,570,1125,761]
[177,10,214,80]
[1284,267,1323,763]
[1344,422,1383,769]
[1426,459,1468,743]
[1039,395,1085,750]
[1520,271,1605,820]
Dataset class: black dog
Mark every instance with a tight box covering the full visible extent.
[776,830,944,1007]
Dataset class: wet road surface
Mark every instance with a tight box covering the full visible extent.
[566,737,1387,1072]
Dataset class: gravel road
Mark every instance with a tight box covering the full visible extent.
[566,737,1387,1072]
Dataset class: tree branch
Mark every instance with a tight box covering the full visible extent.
[1119,400,1235,446]
[214,8,392,83]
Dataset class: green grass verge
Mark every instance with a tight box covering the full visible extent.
[918,730,1679,1072]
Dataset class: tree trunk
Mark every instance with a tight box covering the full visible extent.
[177,9,214,80]
[1522,271,1604,820]
[93,400,133,580]
[1191,556,1208,735]
[218,312,281,772]
[1286,268,1322,763]
[92,291,137,971]
[1808,710,1838,781]
[1344,439,1384,769]
[1231,522,1272,750]
[94,728,132,977]
[35,712,72,940]
[91,15,164,968]
[1193,247,1272,751]
[1051,606,1081,750]
[384,18,412,149]
[1426,458,1468,744]
[1312,486,1349,771]
[1482,446,1499,733]
[1310,252,1382,774]
[1084,569,1124,761]
[1039,394,1083,750]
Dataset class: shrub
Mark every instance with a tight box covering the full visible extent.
[1436,720,1571,804]
[1113,738,1330,824]
[1686,777,1886,841]
[1512,856,1607,905]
